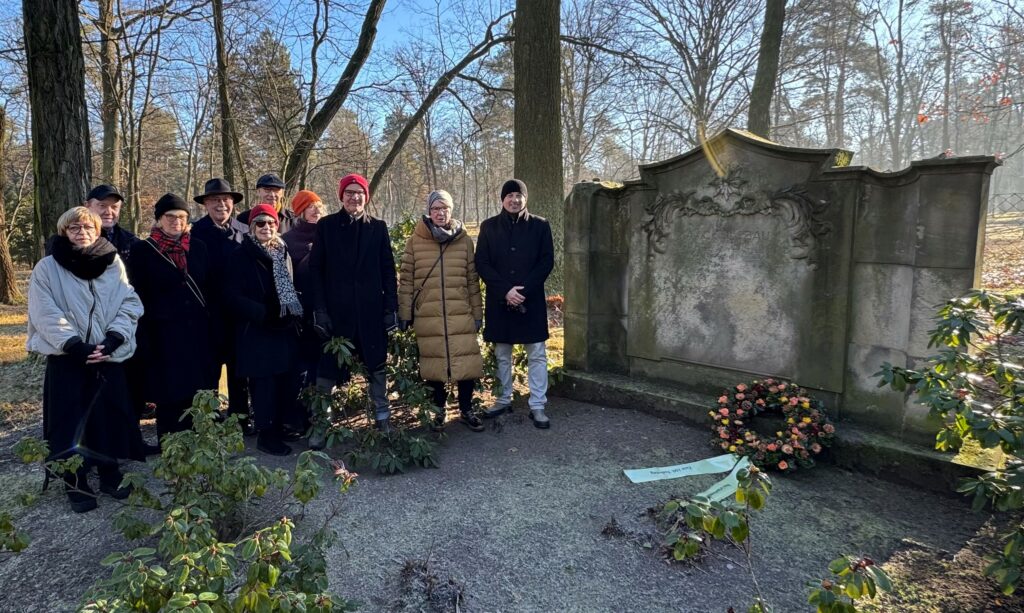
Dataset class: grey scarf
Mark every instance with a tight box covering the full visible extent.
[425,216,463,244]
[259,237,304,317]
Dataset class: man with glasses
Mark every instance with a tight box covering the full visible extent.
[191,178,254,433]
[238,173,297,233]
[475,179,555,429]
[48,184,138,259]
[309,173,399,432]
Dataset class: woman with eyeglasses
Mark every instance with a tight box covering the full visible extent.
[127,193,213,442]
[398,190,485,432]
[27,206,145,513]
[227,204,304,455]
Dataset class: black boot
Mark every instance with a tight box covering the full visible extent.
[257,429,292,456]
[460,410,485,432]
[97,464,132,499]
[64,469,97,513]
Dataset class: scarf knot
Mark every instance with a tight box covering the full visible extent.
[150,227,190,272]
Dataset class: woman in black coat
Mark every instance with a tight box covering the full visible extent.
[127,194,214,440]
[226,204,304,456]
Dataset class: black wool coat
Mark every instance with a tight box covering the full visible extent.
[127,236,215,407]
[475,210,554,344]
[225,236,299,378]
[191,216,246,351]
[309,213,398,371]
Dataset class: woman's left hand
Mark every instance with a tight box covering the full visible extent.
[86,346,111,364]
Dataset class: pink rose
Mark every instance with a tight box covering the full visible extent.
[768,386,778,393]
[736,384,747,392]
[779,384,787,390]
[782,444,793,454]
[719,431,729,439]
[736,409,745,416]
[756,398,765,406]
[811,443,822,453]
[789,397,799,406]
[719,408,730,416]
[778,461,789,470]
[823,424,835,434]
[721,442,729,449]
[792,427,800,435]
[718,395,728,404]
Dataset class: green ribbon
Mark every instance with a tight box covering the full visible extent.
[624,454,751,502]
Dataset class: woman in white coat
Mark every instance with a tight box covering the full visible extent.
[27,206,146,513]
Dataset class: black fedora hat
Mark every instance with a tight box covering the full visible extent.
[194,178,244,204]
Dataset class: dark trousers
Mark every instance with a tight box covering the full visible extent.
[428,379,476,413]
[249,372,302,433]
[156,398,194,440]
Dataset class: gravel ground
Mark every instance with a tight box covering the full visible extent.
[0,397,1016,613]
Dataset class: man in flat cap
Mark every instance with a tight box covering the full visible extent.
[238,173,297,233]
[475,179,554,429]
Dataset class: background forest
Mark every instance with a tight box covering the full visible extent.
[0,0,1022,263]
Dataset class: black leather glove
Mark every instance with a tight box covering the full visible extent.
[63,337,98,362]
[313,310,333,340]
[384,311,399,333]
[99,331,125,356]
[399,319,411,332]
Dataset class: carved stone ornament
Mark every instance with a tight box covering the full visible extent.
[641,169,832,268]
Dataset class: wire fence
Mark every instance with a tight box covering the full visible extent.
[990,193,1024,219]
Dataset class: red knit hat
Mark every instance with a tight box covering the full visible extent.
[338,173,370,202]
[248,203,279,223]
[291,190,321,215]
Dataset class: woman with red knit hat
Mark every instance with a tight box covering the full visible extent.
[309,173,399,432]
[227,204,305,455]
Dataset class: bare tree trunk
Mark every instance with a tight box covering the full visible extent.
[284,0,387,190]
[213,0,239,185]
[24,0,92,254]
[747,0,786,138]
[0,108,23,304]
[514,0,564,290]
[97,0,122,186]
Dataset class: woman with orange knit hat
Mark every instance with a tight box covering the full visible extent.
[282,190,326,443]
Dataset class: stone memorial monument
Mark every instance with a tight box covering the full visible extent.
[559,129,997,446]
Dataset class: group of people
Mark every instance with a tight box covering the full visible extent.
[26,173,554,513]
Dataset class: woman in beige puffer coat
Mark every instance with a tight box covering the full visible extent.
[398,190,484,432]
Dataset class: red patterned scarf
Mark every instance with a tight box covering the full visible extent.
[149,227,190,272]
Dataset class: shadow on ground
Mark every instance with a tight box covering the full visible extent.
[1,397,1021,612]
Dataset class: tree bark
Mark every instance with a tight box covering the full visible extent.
[514,0,564,290]
[0,108,23,304]
[24,0,92,254]
[213,0,240,186]
[97,0,121,187]
[747,0,786,138]
[283,0,387,190]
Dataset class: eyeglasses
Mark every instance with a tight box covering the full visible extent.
[67,224,96,235]
[343,190,366,199]
[429,206,451,213]
[253,220,278,228]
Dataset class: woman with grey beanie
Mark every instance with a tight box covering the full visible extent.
[398,190,485,432]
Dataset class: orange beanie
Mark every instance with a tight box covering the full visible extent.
[291,190,321,215]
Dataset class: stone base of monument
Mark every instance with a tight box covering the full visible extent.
[550,368,983,496]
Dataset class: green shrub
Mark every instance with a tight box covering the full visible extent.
[875,289,1024,595]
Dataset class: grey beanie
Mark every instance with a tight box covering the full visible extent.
[426,190,454,215]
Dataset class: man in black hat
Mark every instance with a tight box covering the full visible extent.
[475,179,555,429]
[191,178,253,433]
[46,184,139,258]
[238,173,297,233]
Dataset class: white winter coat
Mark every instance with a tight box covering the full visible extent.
[26,255,144,362]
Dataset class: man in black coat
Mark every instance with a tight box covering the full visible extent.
[190,178,253,432]
[45,184,138,258]
[475,179,555,429]
[309,173,399,431]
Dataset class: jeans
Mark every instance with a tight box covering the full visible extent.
[494,342,547,409]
